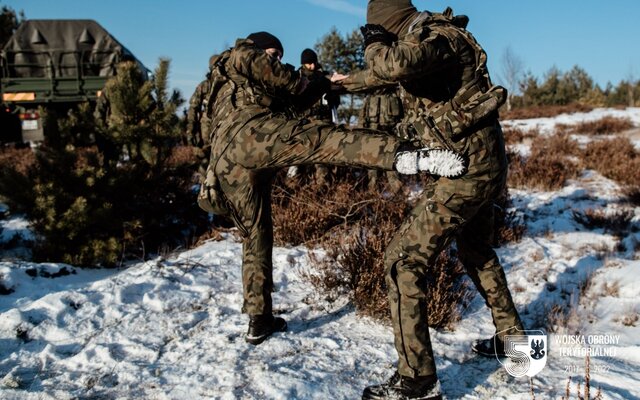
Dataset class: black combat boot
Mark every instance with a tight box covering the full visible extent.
[362,372,442,400]
[472,336,507,358]
[245,314,287,345]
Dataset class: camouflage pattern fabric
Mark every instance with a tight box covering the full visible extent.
[297,64,337,185]
[186,77,211,175]
[343,9,524,378]
[206,38,405,316]
[358,86,405,191]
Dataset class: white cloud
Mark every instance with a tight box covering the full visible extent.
[305,0,365,17]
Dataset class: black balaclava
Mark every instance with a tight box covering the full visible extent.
[367,0,421,37]
[247,31,284,56]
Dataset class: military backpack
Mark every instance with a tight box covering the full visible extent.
[408,8,507,145]
[196,50,233,216]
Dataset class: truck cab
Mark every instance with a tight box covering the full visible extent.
[0,19,146,144]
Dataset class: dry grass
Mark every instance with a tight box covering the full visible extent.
[582,137,640,187]
[620,308,639,327]
[508,133,583,191]
[623,186,640,207]
[572,208,634,235]
[272,176,374,246]
[279,172,472,329]
[501,103,593,120]
[502,126,538,146]
[166,145,198,167]
[601,281,621,297]
[0,147,37,175]
[494,188,526,245]
[559,355,603,400]
[567,116,635,135]
[546,271,596,334]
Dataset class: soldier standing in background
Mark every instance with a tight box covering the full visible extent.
[339,1,525,398]
[358,86,405,192]
[297,48,341,185]
[185,55,217,176]
[198,31,463,346]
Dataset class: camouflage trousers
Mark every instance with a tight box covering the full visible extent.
[368,169,404,192]
[214,114,403,316]
[384,122,524,378]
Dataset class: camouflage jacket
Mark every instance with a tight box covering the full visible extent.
[343,12,507,179]
[185,77,210,147]
[343,11,490,138]
[208,39,303,133]
[343,18,476,113]
[358,86,404,131]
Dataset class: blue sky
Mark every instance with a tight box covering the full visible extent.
[5,0,640,103]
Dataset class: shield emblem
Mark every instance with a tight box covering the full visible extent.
[499,330,548,377]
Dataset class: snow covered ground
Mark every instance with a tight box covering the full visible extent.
[1,108,639,399]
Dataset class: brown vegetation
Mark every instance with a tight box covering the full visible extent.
[572,208,634,235]
[508,133,583,191]
[0,146,36,175]
[559,355,603,400]
[582,137,640,187]
[501,103,593,121]
[494,188,526,245]
[274,172,472,328]
[502,126,538,146]
[568,116,634,135]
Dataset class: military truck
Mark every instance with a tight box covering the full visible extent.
[0,19,146,144]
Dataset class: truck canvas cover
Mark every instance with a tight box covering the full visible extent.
[2,19,143,79]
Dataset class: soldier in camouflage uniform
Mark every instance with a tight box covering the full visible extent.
[358,86,404,192]
[186,55,219,176]
[200,31,450,346]
[340,1,525,398]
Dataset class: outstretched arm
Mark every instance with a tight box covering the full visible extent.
[340,30,453,92]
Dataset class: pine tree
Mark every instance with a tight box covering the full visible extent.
[0,5,23,48]
[315,27,365,124]
[0,59,207,267]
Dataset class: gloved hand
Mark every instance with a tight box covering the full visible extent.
[360,24,393,48]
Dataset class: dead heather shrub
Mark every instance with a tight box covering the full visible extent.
[166,145,198,168]
[296,179,472,329]
[572,208,634,235]
[546,270,596,334]
[620,309,639,327]
[582,137,640,187]
[272,177,376,246]
[0,147,37,175]
[531,132,582,157]
[494,188,526,246]
[569,116,634,135]
[600,280,621,297]
[502,127,531,146]
[560,355,604,400]
[309,230,472,328]
[623,186,640,206]
[501,103,593,120]
[508,132,582,190]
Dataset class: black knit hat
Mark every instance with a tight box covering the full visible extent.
[247,31,284,56]
[300,48,318,65]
